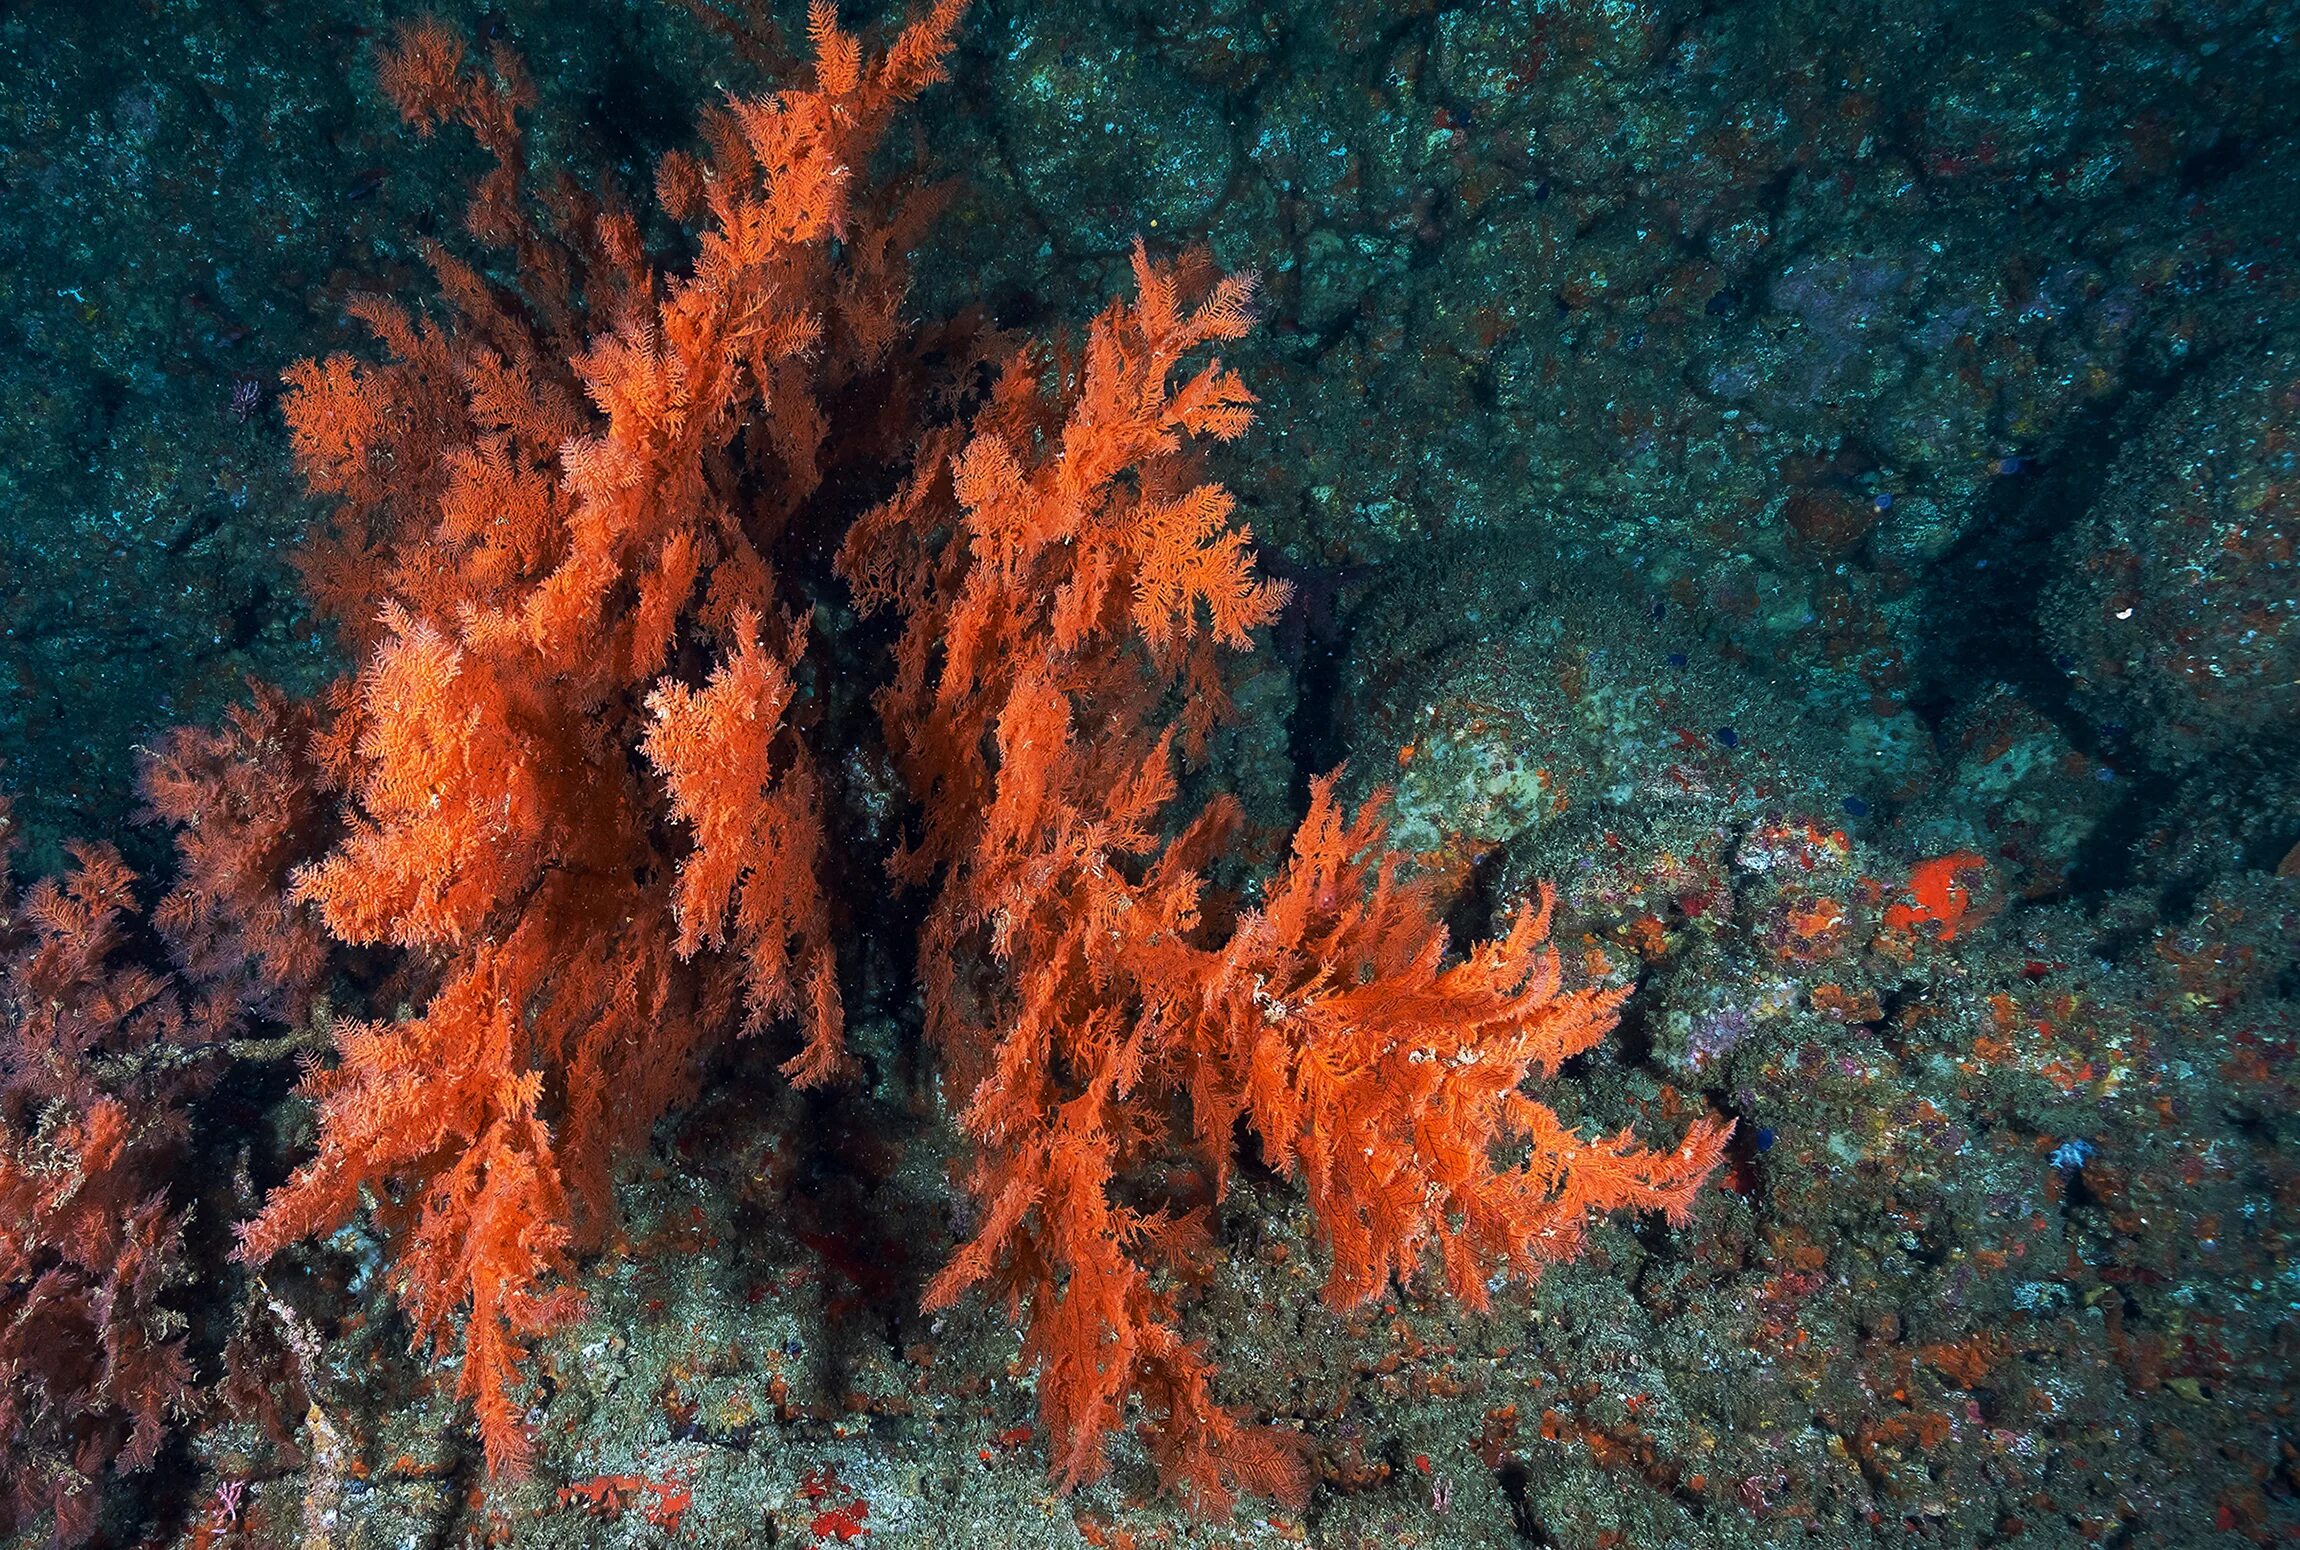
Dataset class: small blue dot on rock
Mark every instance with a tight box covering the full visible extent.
[1715,726,1739,747]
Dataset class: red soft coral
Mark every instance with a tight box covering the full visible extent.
[203,3,1723,1507]
[840,244,1730,1511]
[237,4,963,1475]
[642,608,843,1085]
[137,683,334,1036]
[0,816,199,1546]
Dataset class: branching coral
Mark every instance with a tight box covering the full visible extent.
[234,1,962,1474]
[175,0,1726,1505]
[136,683,334,1035]
[840,244,1732,1509]
[1,679,342,1542]
[0,808,198,1545]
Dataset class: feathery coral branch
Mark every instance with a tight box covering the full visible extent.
[844,245,1727,1513]
[236,4,971,1472]
[1,821,199,1544]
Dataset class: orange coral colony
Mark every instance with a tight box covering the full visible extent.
[192,0,1728,1506]
[237,0,961,1475]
